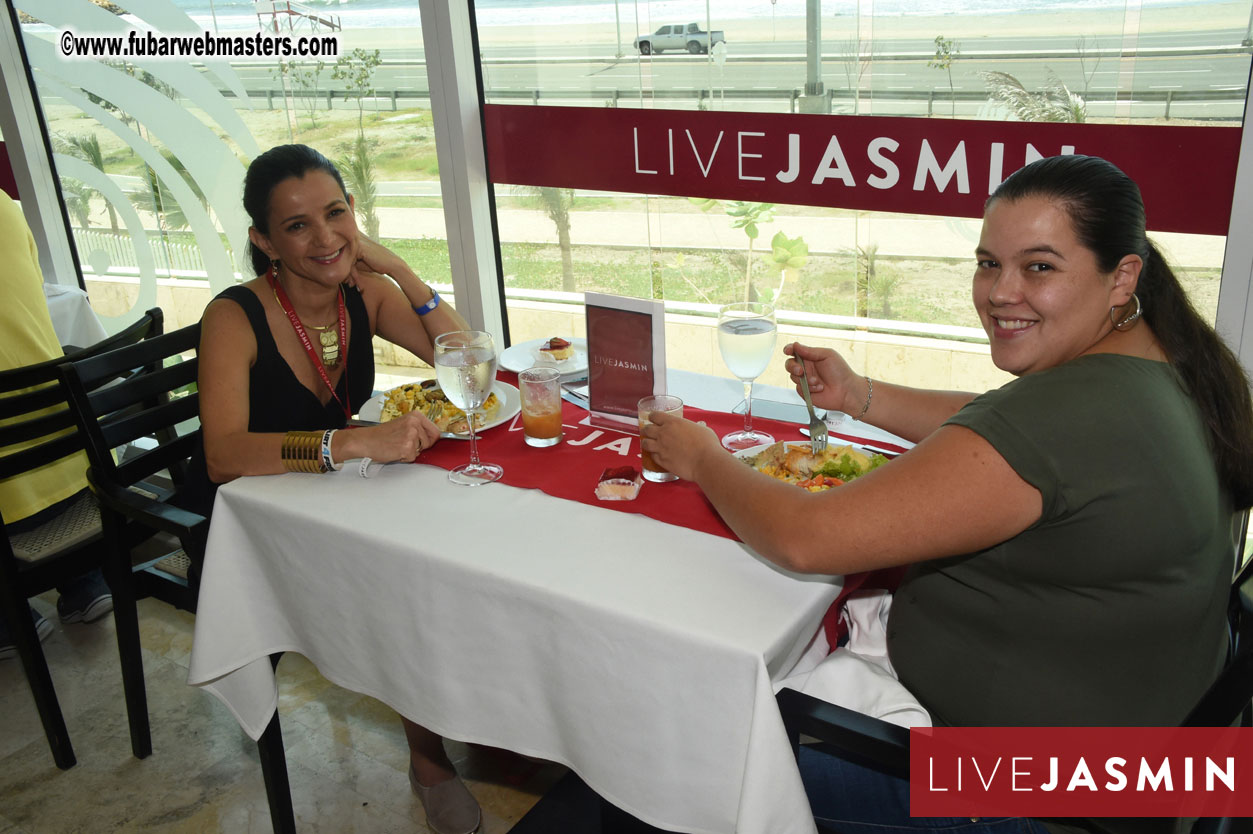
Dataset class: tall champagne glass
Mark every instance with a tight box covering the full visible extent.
[433,330,504,485]
[717,302,777,451]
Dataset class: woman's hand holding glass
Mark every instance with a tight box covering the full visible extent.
[639,410,720,483]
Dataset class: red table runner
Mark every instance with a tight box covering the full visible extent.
[413,378,909,541]
[417,398,787,539]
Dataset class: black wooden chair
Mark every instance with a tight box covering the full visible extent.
[0,308,163,770]
[61,319,301,834]
[60,319,206,614]
[778,519,1253,834]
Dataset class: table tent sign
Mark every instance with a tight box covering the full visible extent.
[584,291,667,432]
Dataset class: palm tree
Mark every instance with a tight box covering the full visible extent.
[54,132,117,231]
[59,178,93,229]
[338,133,380,240]
[130,152,209,232]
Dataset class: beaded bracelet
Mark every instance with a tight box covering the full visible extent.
[281,430,328,474]
[321,429,343,471]
[414,289,441,317]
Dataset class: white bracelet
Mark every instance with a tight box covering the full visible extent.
[322,429,343,471]
[358,457,383,478]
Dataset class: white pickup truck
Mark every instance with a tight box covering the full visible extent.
[633,23,726,55]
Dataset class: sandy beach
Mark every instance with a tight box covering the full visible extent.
[340,0,1250,51]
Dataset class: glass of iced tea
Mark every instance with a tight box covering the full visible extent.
[519,366,563,447]
[638,394,683,483]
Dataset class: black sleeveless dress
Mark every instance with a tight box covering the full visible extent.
[181,284,375,517]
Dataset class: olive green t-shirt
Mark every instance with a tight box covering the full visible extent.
[887,355,1231,833]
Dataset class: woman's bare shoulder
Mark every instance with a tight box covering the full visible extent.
[205,282,265,318]
[201,286,263,356]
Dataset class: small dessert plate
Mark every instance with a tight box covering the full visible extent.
[500,337,589,378]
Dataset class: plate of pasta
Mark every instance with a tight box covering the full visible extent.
[358,379,520,438]
[735,441,890,492]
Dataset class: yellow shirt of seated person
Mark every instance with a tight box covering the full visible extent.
[0,191,89,524]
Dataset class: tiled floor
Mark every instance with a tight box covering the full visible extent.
[0,592,566,833]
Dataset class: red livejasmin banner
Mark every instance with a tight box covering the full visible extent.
[909,726,1253,817]
[483,104,1240,236]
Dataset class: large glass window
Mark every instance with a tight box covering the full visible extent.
[13,0,451,387]
[476,0,1250,394]
[9,1,1250,398]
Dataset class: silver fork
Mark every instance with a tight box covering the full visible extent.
[797,358,828,455]
[425,399,446,431]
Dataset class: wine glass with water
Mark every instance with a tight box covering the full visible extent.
[433,330,504,485]
[717,302,777,451]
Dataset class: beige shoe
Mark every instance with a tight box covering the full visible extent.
[409,765,481,834]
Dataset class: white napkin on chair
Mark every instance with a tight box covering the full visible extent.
[778,590,932,729]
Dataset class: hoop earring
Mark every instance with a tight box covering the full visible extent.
[1110,293,1142,332]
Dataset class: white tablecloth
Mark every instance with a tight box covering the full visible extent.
[186,371,916,833]
[188,464,839,833]
[43,283,107,349]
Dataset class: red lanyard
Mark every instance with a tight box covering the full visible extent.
[267,268,351,420]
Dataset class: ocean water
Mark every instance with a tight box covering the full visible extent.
[157,0,1226,33]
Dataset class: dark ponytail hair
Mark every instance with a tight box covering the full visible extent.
[242,144,349,277]
[990,154,1253,508]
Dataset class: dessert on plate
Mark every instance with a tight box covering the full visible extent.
[536,337,574,363]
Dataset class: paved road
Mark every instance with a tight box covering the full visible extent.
[220,28,1253,117]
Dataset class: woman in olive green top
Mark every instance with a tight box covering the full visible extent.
[641,155,1253,834]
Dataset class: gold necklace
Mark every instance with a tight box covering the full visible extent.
[272,284,341,369]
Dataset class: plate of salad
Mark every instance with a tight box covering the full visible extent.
[734,440,891,492]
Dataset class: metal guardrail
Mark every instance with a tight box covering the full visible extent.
[230,84,1248,120]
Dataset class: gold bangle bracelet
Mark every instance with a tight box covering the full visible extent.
[281,431,329,474]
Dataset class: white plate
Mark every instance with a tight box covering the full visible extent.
[358,381,521,439]
[499,337,589,378]
[732,439,878,462]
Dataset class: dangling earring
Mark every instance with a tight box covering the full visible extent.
[1110,293,1142,332]
[271,258,281,274]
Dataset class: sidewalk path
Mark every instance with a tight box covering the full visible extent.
[378,205,1223,267]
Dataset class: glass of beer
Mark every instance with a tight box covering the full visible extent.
[638,394,683,483]
[519,366,563,447]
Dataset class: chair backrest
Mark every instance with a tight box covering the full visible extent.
[59,321,201,493]
[0,309,163,492]
[1183,565,1253,727]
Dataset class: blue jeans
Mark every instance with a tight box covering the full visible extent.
[798,745,1052,834]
